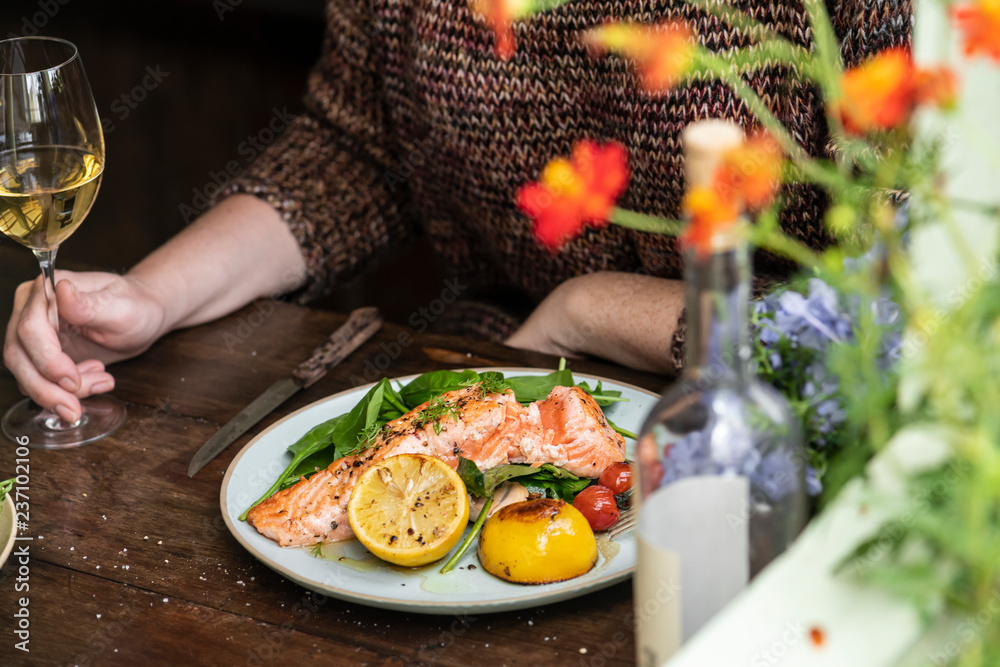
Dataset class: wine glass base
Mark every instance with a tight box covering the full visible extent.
[2,396,127,449]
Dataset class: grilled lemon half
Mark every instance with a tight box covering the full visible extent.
[348,454,469,567]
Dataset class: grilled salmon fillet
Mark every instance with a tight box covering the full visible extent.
[247,383,625,546]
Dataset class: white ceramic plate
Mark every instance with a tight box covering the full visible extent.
[220,368,660,614]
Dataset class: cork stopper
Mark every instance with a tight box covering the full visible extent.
[682,120,744,189]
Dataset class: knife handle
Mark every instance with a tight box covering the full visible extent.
[291,307,383,389]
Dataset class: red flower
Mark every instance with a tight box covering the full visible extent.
[516,141,629,251]
[714,133,783,210]
[837,48,959,134]
[584,22,695,93]
[953,0,1000,62]
[680,186,740,256]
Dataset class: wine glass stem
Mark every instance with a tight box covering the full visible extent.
[33,247,60,332]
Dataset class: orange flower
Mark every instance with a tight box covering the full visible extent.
[837,48,915,134]
[714,133,783,210]
[837,48,958,134]
[953,0,1000,62]
[470,0,534,59]
[584,22,695,93]
[516,140,629,251]
[681,186,740,255]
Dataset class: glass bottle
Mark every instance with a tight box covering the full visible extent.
[633,121,807,666]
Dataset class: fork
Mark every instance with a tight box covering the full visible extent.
[608,505,637,540]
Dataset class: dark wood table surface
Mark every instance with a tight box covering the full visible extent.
[0,247,666,666]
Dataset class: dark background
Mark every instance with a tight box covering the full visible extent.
[1,0,443,323]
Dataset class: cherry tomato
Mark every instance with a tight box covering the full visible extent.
[598,462,633,496]
[573,485,620,531]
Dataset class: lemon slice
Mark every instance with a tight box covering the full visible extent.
[348,454,469,567]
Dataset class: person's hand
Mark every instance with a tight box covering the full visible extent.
[3,271,168,422]
[506,272,685,373]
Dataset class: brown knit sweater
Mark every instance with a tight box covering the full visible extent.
[226,0,910,359]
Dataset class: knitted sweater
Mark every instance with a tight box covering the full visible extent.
[226,0,910,359]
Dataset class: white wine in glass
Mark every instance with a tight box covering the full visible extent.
[1,36,126,448]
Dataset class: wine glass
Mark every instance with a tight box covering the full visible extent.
[0,36,126,448]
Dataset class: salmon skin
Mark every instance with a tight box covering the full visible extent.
[247,383,626,546]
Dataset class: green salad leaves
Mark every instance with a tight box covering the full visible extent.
[239,364,631,521]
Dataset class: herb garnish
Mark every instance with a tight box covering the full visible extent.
[412,395,460,435]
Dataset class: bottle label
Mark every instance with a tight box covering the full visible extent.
[635,475,749,666]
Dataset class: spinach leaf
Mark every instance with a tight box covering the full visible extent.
[400,369,481,407]
[239,413,346,520]
[505,369,575,403]
[576,380,629,407]
[456,458,592,502]
[240,378,398,520]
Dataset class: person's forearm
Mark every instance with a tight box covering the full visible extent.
[507,272,685,373]
[128,194,307,336]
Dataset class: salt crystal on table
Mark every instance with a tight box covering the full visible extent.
[96,614,101,619]
[579,648,588,654]
[163,598,168,603]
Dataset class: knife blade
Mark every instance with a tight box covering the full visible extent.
[187,306,383,477]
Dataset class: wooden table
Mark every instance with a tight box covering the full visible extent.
[0,248,666,666]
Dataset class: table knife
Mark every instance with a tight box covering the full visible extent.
[187,306,383,477]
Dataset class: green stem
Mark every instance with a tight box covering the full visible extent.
[558,357,567,371]
[441,495,494,574]
[745,225,823,269]
[610,208,682,235]
[698,53,840,192]
[386,393,410,415]
[608,419,637,440]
